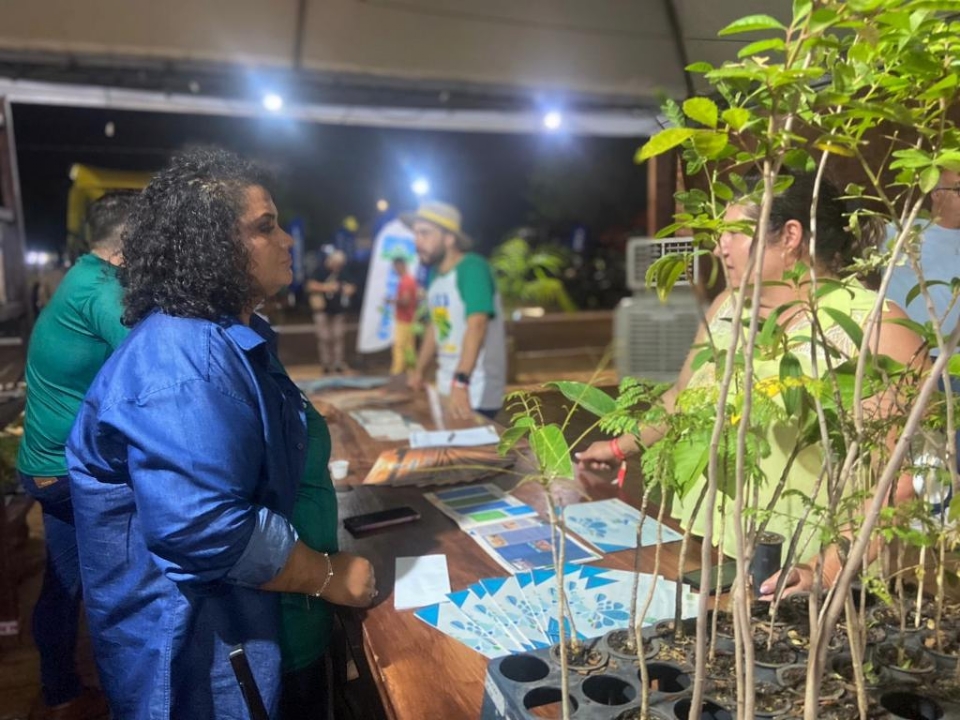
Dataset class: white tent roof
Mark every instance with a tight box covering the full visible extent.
[0,0,791,133]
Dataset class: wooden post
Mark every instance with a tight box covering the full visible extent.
[646,151,678,237]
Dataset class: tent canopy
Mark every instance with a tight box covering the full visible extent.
[0,0,791,121]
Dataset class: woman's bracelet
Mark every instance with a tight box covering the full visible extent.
[609,438,627,462]
[312,552,335,598]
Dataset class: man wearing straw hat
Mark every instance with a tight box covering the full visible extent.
[404,201,506,420]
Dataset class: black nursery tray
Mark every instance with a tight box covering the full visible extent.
[480,627,960,720]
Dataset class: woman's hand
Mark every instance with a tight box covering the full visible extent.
[449,385,473,420]
[757,564,815,602]
[322,552,377,607]
[575,440,620,469]
[407,370,424,392]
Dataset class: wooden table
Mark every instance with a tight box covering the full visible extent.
[315,385,702,720]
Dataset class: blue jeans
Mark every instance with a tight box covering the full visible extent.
[19,471,84,706]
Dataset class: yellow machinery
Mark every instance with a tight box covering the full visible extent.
[66,164,154,254]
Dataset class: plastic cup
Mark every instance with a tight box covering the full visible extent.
[329,460,350,481]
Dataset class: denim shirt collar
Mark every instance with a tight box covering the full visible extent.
[222,314,278,360]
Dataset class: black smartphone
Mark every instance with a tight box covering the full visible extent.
[229,645,269,720]
[682,561,739,595]
[343,506,421,535]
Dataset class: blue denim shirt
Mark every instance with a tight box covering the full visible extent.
[66,312,307,720]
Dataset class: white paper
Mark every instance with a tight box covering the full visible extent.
[394,555,452,610]
[409,425,500,449]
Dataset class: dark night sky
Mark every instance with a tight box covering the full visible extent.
[12,103,648,255]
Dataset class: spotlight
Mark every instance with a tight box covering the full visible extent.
[411,178,430,197]
[376,199,389,212]
[543,111,563,131]
[262,93,284,112]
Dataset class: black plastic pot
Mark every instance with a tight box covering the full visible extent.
[672,697,732,720]
[603,629,661,662]
[750,532,784,592]
[880,690,945,720]
[874,642,936,684]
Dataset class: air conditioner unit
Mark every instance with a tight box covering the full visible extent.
[615,237,702,383]
[626,236,697,291]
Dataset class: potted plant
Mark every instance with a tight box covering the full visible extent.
[484,2,960,718]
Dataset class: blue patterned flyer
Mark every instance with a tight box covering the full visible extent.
[414,568,700,657]
[413,601,508,659]
[478,576,550,649]
[563,498,683,553]
[447,587,529,653]
[524,565,588,643]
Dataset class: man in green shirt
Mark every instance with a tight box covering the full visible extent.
[405,201,506,420]
[17,191,137,720]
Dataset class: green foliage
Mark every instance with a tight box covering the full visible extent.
[490,235,577,313]
[529,425,574,480]
[544,381,617,418]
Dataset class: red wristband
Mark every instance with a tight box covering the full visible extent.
[609,438,627,462]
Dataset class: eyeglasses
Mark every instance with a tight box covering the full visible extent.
[932,185,960,196]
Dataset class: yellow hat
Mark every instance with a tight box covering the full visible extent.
[401,201,472,248]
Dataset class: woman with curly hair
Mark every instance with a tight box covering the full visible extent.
[66,147,376,719]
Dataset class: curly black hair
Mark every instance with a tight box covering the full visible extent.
[120,147,272,325]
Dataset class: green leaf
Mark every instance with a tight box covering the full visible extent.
[905,280,949,308]
[671,432,711,498]
[544,381,617,418]
[793,0,813,22]
[635,128,698,163]
[920,166,941,194]
[685,61,714,73]
[948,355,960,378]
[949,494,960,524]
[718,14,786,36]
[782,148,815,172]
[683,97,719,128]
[529,425,574,479]
[498,425,530,456]
[738,37,786,58]
[809,7,839,32]
[779,352,803,417]
[647,255,689,301]
[922,73,958,99]
[814,140,856,157]
[713,181,734,202]
[691,346,714,372]
[721,107,751,131]
[822,307,864,348]
[692,131,729,159]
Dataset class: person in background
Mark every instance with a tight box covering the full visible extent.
[17,191,138,720]
[405,201,506,420]
[884,169,960,590]
[390,254,419,375]
[577,174,925,599]
[67,148,375,719]
[307,250,356,373]
[886,168,960,340]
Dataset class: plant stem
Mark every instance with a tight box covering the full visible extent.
[546,496,571,720]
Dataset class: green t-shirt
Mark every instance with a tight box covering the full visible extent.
[279,401,340,672]
[18,253,128,477]
[426,253,507,410]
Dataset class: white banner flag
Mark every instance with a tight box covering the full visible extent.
[356,219,418,354]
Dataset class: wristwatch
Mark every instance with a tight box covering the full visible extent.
[453,372,471,388]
